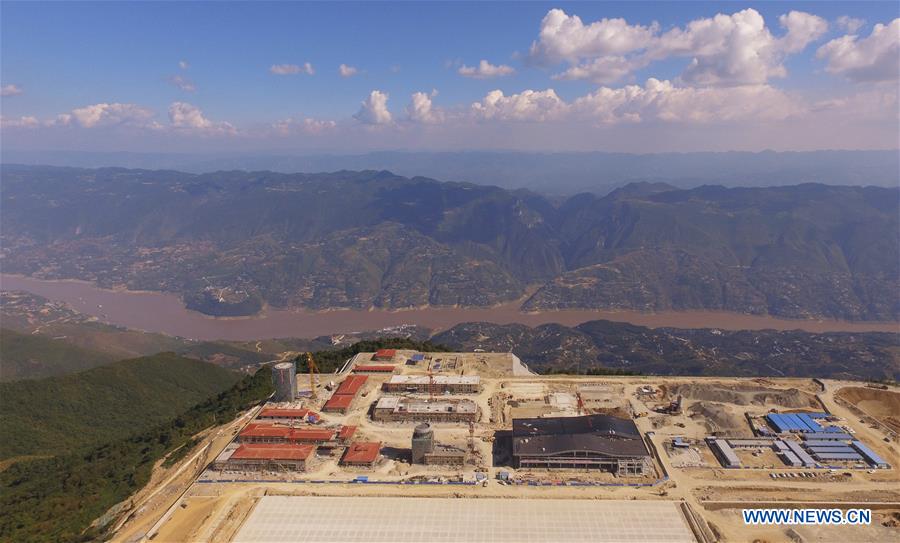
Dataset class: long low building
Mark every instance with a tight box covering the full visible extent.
[372,396,478,423]
[381,375,481,394]
[512,414,652,476]
[213,443,315,471]
[239,423,355,445]
[257,408,318,422]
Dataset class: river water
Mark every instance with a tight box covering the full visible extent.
[2,274,897,341]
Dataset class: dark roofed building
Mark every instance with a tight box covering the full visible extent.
[512,414,652,476]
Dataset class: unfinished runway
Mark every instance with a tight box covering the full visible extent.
[232,496,697,542]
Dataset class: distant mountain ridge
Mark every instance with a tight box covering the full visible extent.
[1,165,897,320]
[3,149,898,194]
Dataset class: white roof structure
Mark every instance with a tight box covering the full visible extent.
[374,396,477,414]
[386,375,480,385]
[234,496,696,543]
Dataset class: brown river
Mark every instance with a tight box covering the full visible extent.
[2,274,897,341]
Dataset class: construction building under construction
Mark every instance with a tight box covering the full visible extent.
[411,423,467,466]
[238,423,356,446]
[512,414,653,476]
[372,396,478,423]
[381,375,481,394]
[213,443,315,472]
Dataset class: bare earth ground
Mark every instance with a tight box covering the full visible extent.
[110,351,900,543]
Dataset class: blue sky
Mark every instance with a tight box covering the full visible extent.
[2,1,898,153]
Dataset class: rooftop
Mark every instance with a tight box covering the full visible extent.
[334,375,368,396]
[512,414,650,459]
[354,365,396,373]
[386,375,480,385]
[374,396,477,414]
[323,394,355,410]
[231,443,315,461]
[258,408,314,419]
[341,442,381,464]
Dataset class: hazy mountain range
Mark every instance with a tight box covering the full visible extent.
[2,164,898,320]
[2,150,898,195]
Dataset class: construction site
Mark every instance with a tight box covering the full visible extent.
[111,350,900,543]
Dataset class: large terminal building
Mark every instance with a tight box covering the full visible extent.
[512,414,653,476]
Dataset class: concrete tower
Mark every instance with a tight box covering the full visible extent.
[272,361,297,402]
[411,422,434,464]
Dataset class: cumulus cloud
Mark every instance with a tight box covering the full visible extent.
[458,60,516,79]
[552,56,643,84]
[530,8,828,86]
[777,11,830,53]
[468,80,800,124]
[817,19,900,82]
[179,60,190,70]
[1,84,24,97]
[572,79,799,123]
[270,62,315,75]
[168,102,236,134]
[68,103,157,128]
[339,64,359,77]
[168,74,196,92]
[529,9,657,64]
[0,115,40,128]
[471,89,568,121]
[407,90,444,123]
[836,16,865,34]
[353,90,392,125]
[657,9,827,86]
[273,117,337,135]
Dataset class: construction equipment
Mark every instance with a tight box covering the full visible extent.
[305,352,320,399]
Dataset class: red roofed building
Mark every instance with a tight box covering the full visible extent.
[239,424,293,442]
[322,393,354,413]
[353,365,395,373]
[239,424,338,444]
[372,349,396,361]
[337,425,357,442]
[258,408,317,421]
[335,375,368,396]
[341,441,382,467]
[221,443,315,471]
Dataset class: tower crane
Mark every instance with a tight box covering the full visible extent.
[305,352,320,400]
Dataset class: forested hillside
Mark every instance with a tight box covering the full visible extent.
[0,352,240,459]
[2,165,897,320]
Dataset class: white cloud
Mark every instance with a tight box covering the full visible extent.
[656,9,826,86]
[529,9,657,64]
[339,64,359,77]
[468,80,800,124]
[1,84,24,97]
[270,62,315,75]
[273,117,337,135]
[572,79,799,123]
[531,8,828,86]
[817,19,900,82]
[168,74,196,92]
[407,90,444,124]
[0,115,39,128]
[458,60,516,79]
[168,102,236,134]
[471,89,568,122]
[552,56,644,84]
[353,90,393,125]
[69,103,157,128]
[179,60,190,70]
[777,11,830,53]
[836,16,865,34]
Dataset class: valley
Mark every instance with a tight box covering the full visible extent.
[3,274,898,342]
